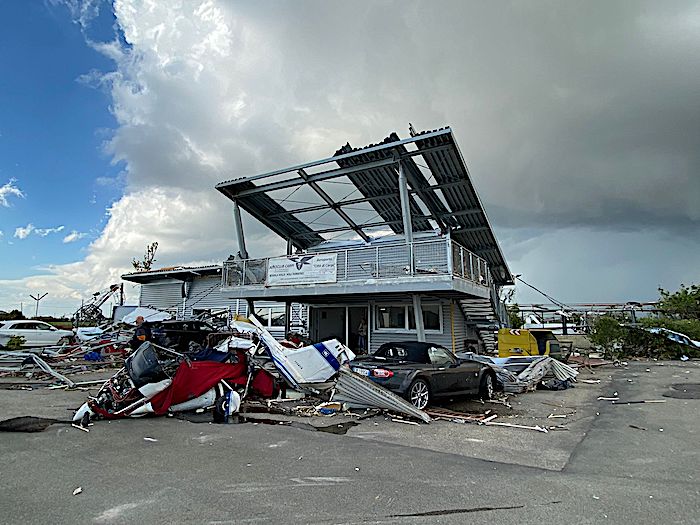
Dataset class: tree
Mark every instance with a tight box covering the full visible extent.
[0,309,25,321]
[132,242,159,272]
[507,303,524,329]
[589,315,624,358]
[658,284,700,320]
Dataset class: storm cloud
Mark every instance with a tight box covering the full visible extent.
[2,0,699,311]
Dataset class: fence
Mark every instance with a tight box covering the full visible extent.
[223,237,490,288]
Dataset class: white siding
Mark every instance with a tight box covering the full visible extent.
[139,281,184,314]
[183,276,229,317]
[369,301,464,354]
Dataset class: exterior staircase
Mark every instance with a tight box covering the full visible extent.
[459,285,508,354]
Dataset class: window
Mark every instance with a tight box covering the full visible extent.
[377,306,406,329]
[255,306,287,328]
[428,346,455,366]
[375,303,442,332]
[408,304,441,330]
[384,346,408,359]
[36,322,54,331]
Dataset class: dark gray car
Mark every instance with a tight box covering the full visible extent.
[350,341,496,409]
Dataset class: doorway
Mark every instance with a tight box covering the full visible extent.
[348,306,368,355]
[313,307,345,343]
[311,305,369,354]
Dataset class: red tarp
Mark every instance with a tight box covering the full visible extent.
[150,360,247,415]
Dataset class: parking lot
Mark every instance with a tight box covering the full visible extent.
[0,360,698,524]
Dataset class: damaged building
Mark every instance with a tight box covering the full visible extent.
[122,126,512,354]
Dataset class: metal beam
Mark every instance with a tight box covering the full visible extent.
[298,169,370,243]
[397,161,413,243]
[412,294,426,342]
[232,200,249,259]
[268,193,402,219]
[218,144,456,199]
[215,128,453,189]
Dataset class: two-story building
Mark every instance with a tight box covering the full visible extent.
[215,126,513,353]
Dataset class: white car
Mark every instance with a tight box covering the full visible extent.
[0,320,74,348]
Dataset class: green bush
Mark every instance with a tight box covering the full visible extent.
[589,315,625,359]
[589,315,700,359]
[621,318,700,359]
[6,336,25,350]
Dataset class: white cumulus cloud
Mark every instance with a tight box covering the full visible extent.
[14,224,65,239]
[14,224,34,239]
[63,230,87,243]
[0,179,25,207]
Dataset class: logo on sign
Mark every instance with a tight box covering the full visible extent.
[288,255,315,270]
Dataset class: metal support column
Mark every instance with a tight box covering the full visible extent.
[284,239,292,336]
[233,200,254,316]
[412,294,426,342]
[232,200,249,259]
[397,160,415,274]
[397,161,413,244]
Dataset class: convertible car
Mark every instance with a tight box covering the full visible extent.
[350,341,496,409]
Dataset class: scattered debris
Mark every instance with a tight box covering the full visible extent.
[332,368,431,423]
[72,487,82,496]
[143,437,158,442]
[391,418,420,426]
[629,425,647,431]
[71,423,89,433]
[484,421,548,433]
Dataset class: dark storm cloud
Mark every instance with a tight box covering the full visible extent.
[230,0,700,235]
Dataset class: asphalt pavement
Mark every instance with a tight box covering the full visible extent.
[0,360,698,524]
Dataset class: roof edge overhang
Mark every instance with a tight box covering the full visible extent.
[122,265,222,284]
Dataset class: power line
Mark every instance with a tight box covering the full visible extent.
[514,276,571,311]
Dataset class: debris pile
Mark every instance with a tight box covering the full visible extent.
[1,312,605,437]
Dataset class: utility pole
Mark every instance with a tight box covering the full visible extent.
[29,293,48,318]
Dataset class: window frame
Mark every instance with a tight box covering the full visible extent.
[374,302,443,333]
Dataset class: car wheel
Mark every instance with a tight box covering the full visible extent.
[479,372,495,400]
[408,378,430,410]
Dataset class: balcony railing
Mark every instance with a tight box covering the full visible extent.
[223,237,491,289]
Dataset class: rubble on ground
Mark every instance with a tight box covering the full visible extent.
[0,313,630,435]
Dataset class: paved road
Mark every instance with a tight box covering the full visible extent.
[1,361,698,524]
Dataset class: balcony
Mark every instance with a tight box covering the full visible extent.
[221,237,492,300]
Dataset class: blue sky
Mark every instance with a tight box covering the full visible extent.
[0,1,698,316]
[0,1,120,280]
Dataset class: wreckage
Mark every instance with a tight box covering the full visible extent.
[72,318,433,424]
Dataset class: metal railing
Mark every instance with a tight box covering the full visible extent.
[222,238,490,288]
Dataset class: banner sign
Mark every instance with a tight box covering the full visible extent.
[267,253,337,285]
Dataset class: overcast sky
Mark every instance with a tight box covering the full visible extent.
[0,0,698,315]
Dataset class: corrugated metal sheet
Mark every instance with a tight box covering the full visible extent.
[215,126,512,284]
[333,368,431,423]
[413,129,511,284]
[334,134,432,234]
[139,282,184,312]
[183,276,229,317]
